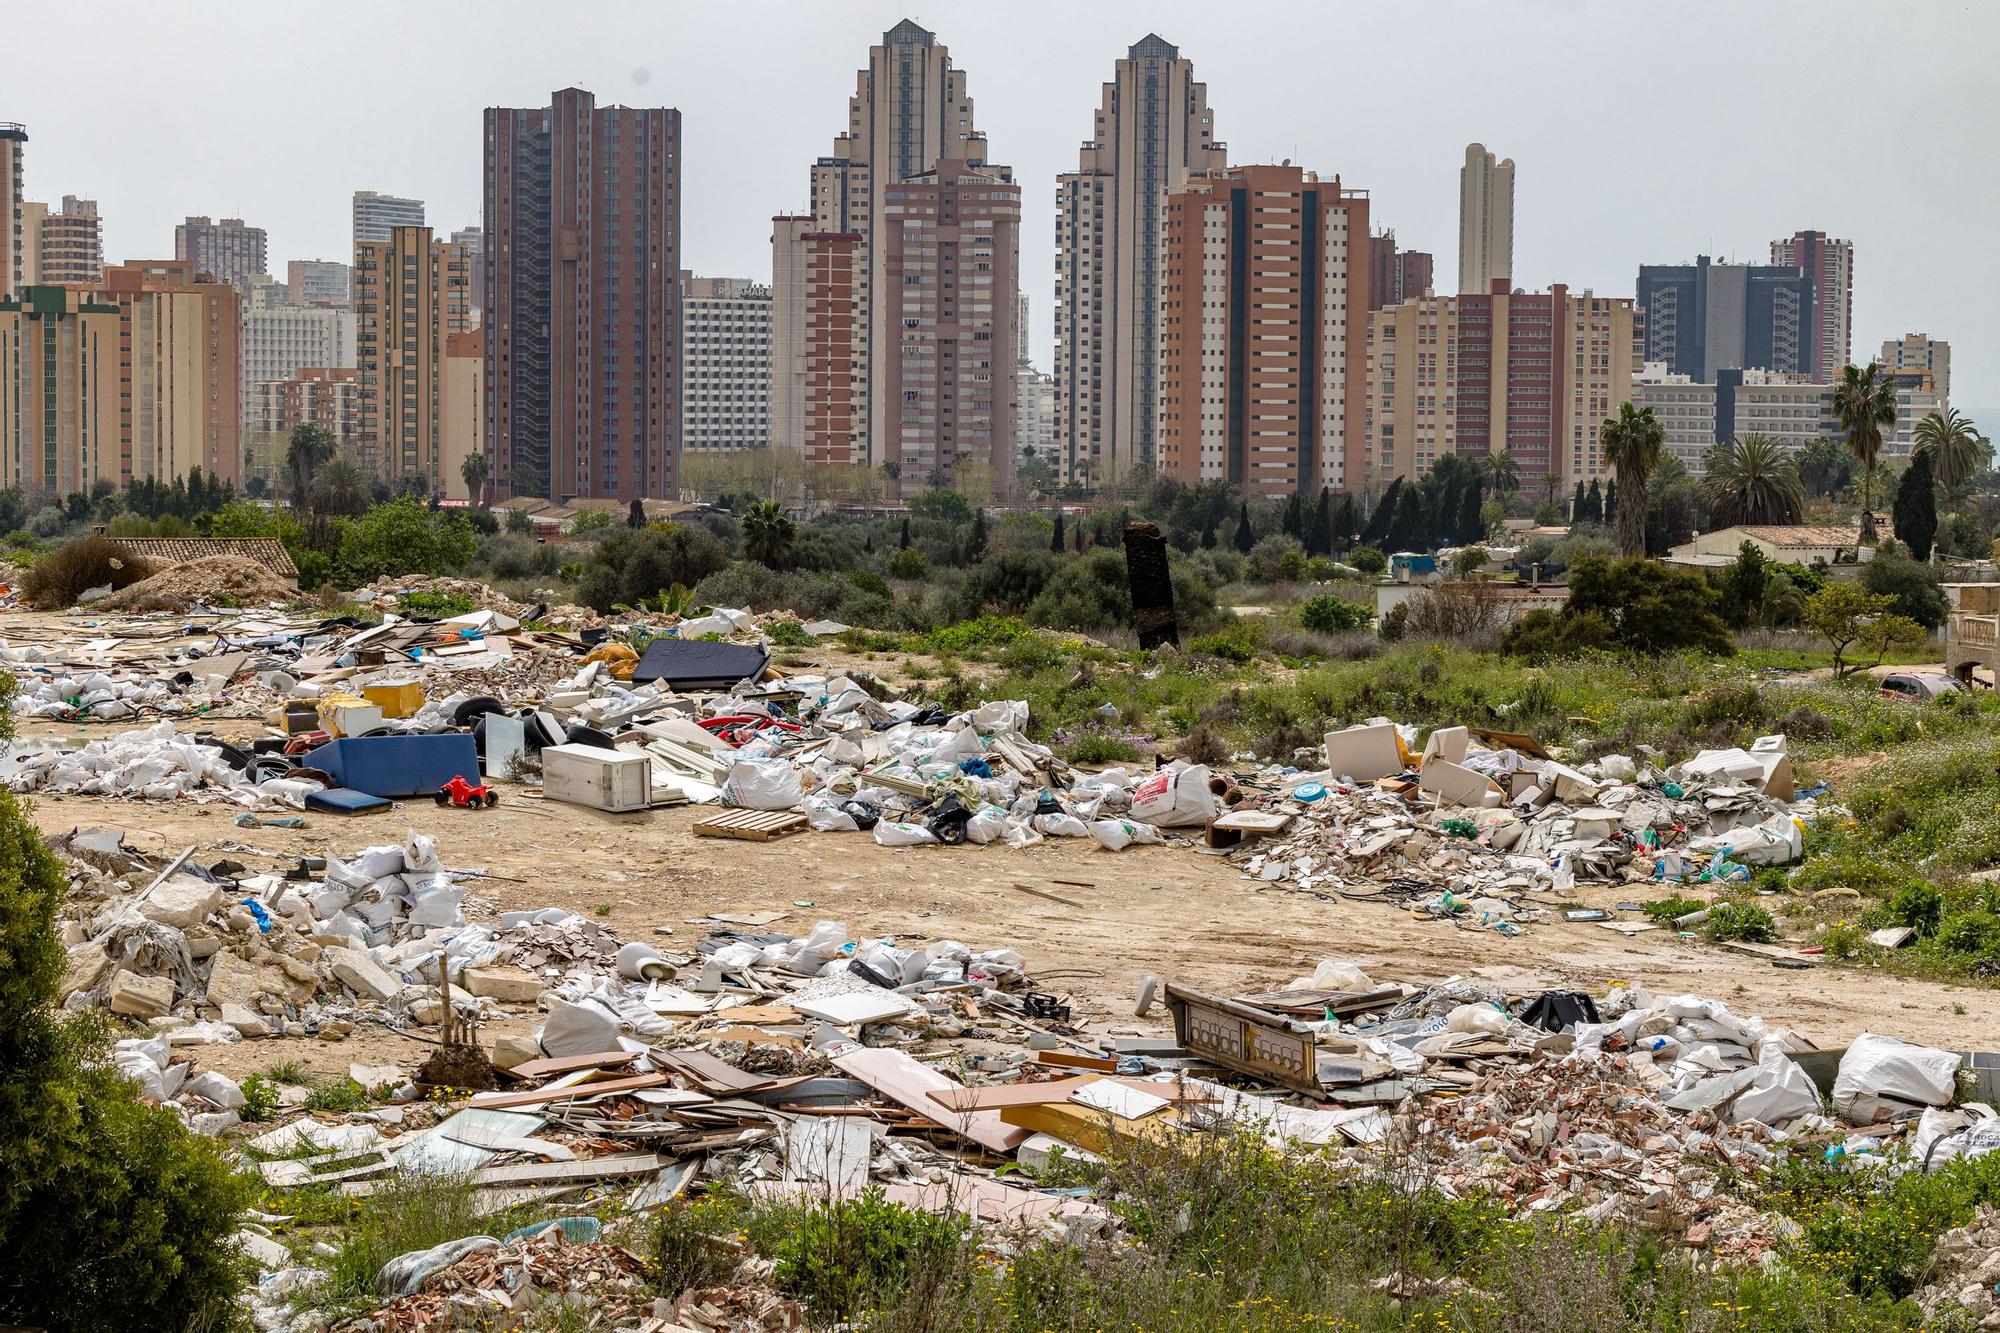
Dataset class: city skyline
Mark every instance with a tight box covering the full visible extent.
[7,0,1998,429]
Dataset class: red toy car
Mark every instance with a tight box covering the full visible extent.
[435,774,498,808]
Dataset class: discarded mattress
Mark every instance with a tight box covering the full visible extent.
[630,639,772,690]
[304,734,479,799]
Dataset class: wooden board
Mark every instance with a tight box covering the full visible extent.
[466,1071,670,1110]
[505,1049,640,1081]
[692,807,810,841]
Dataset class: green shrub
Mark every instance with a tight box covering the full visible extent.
[312,1171,505,1316]
[1188,626,1258,662]
[1885,882,1944,937]
[333,496,478,587]
[1705,901,1778,943]
[0,784,252,1329]
[239,1073,281,1123]
[1349,546,1388,574]
[918,615,1031,654]
[1297,593,1373,634]
[765,619,812,647]
[576,526,733,612]
[886,546,929,580]
[1766,1152,2000,1299]
[397,589,477,618]
[1642,895,1706,925]
[303,1077,370,1113]
[653,1198,743,1298]
[770,1190,966,1321]
[21,535,160,609]
[843,567,892,599]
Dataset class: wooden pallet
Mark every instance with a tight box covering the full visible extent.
[692,807,810,841]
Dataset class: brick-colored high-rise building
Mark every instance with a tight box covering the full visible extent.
[1369,228,1434,309]
[255,366,361,443]
[31,195,103,287]
[0,124,26,299]
[779,226,862,467]
[98,259,244,486]
[287,259,351,308]
[353,225,473,487]
[768,215,811,455]
[241,301,355,433]
[1458,144,1514,295]
[174,216,267,293]
[484,87,681,501]
[0,285,123,494]
[879,159,1020,492]
[449,226,483,313]
[782,21,995,473]
[1366,281,1639,489]
[1055,35,1226,487]
[1156,164,1371,496]
[1771,230,1853,377]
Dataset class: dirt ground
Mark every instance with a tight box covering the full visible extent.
[24,749,1995,1084]
[7,603,1991,1082]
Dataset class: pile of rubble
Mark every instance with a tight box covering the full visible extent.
[1918,1206,2000,1329]
[99,554,301,611]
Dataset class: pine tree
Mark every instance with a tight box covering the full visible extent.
[967,507,988,563]
[1050,511,1065,553]
[1893,450,1937,561]
[1234,501,1255,553]
[1308,488,1332,555]
[1458,482,1485,544]
[1358,478,1402,548]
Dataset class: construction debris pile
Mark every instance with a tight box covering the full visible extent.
[1214,721,1814,920]
[1918,1205,2000,1329]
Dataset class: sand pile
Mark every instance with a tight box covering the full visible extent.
[99,555,298,611]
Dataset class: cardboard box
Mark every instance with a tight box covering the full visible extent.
[542,743,652,813]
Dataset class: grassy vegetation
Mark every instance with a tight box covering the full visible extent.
[651,1127,1951,1332]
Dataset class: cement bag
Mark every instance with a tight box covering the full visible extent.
[1129,763,1218,828]
[1832,1032,1961,1123]
[804,796,860,832]
[1728,1046,1822,1128]
[1002,821,1044,848]
[1032,812,1091,837]
[873,820,938,847]
[963,807,1011,844]
[1688,813,1804,866]
[377,1236,500,1298]
[1913,1103,2000,1170]
[973,699,1028,735]
[722,757,803,811]
[538,996,622,1058]
[1089,818,1165,851]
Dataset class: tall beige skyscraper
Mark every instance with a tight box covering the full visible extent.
[1458,143,1514,294]
[353,225,473,487]
[782,20,994,471]
[1054,35,1226,487]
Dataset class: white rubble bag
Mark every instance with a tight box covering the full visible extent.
[538,995,621,1058]
[1913,1103,2000,1170]
[1832,1032,1961,1123]
[1727,1045,1823,1128]
[1128,763,1219,828]
[721,757,803,811]
[873,820,938,847]
[1088,817,1165,850]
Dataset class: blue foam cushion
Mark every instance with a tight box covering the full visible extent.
[304,734,479,798]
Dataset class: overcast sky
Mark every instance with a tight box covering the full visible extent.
[13,0,1999,416]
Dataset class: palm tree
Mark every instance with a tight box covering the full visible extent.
[285,423,336,510]
[1830,363,1898,543]
[1600,403,1664,557]
[740,499,796,569]
[1795,435,1851,499]
[461,451,490,507]
[1912,408,1983,492]
[308,455,371,519]
[1485,450,1521,494]
[1699,434,1805,527]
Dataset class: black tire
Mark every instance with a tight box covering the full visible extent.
[483,792,498,807]
[434,791,449,806]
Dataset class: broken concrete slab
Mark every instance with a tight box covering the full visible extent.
[461,966,546,1004]
[326,947,401,1003]
[108,968,174,1018]
[140,876,223,930]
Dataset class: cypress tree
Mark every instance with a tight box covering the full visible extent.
[1604,478,1619,527]
[1050,510,1065,553]
[967,508,988,563]
[1200,513,1217,549]
[1234,501,1255,553]
[900,516,912,549]
[1893,450,1937,561]
[1358,477,1402,548]
[1308,487,1332,556]
[1458,482,1485,544]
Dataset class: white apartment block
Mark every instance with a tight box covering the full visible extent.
[241,303,357,432]
[679,275,772,452]
[352,191,424,247]
[1632,364,1941,476]
[1631,364,1718,471]
[1879,333,1950,405]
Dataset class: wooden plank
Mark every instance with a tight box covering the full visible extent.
[829,1046,1029,1155]
[692,808,809,841]
[1007,882,1085,909]
[654,1049,782,1095]
[466,1072,670,1110]
[1032,1051,1119,1073]
[927,1075,1107,1112]
[505,1049,641,1082]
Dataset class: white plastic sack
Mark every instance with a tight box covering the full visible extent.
[1129,763,1218,828]
[184,1070,247,1110]
[963,807,1011,844]
[1727,1046,1822,1128]
[1832,1033,1961,1123]
[1033,812,1091,838]
[972,700,1028,735]
[873,820,938,847]
[1088,818,1165,851]
[1688,813,1805,867]
[538,996,622,1058]
[804,796,860,832]
[721,757,803,811]
[1308,960,1375,992]
[1913,1103,2000,1170]
[377,1236,501,1297]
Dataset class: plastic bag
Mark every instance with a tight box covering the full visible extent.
[963,807,1011,844]
[973,700,1028,735]
[538,996,621,1058]
[1832,1033,1960,1123]
[1913,1103,2000,1170]
[721,757,803,811]
[1728,1045,1822,1127]
[1088,818,1165,851]
[1032,812,1091,837]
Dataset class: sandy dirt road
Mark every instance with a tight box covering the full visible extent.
[27,766,1995,1083]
